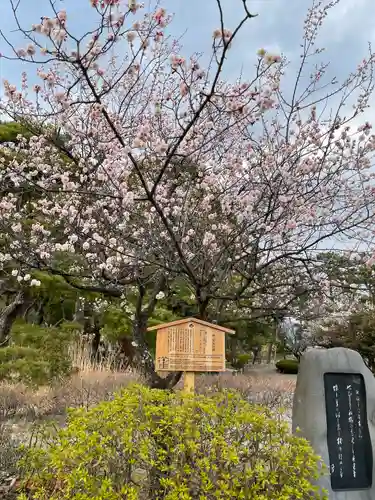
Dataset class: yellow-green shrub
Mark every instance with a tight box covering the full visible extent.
[17,385,327,500]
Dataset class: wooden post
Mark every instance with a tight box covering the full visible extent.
[184,372,195,394]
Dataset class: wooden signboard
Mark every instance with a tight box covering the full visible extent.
[324,372,373,491]
[147,318,235,373]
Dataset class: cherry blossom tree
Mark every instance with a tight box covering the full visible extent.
[1,0,375,387]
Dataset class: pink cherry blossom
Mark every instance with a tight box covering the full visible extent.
[179,82,188,97]
[16,48,26,57]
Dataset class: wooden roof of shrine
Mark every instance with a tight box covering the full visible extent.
[147,317,235,334]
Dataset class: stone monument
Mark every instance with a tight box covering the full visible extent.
[292,347,375,499]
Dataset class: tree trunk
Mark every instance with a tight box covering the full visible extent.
[90,327,101,364]
[121,276,182,390]
[73,297,85,323]
[74,297,102,363]
[24,300,37,323]
[131,313,182,389]
[252,346,261,364]
[0,291,29,346]
[197,296,209,321]
[230,336,238,360]
[36,299,46,325]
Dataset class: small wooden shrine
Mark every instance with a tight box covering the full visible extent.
[147,317,235,374]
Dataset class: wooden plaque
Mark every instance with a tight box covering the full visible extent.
[151,318,234,372]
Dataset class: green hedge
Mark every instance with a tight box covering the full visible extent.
[0,321,79,387]
[17,385,327,499]
[276,359,299,374]
[230,353,252,370]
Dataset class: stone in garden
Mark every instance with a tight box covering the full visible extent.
[292,347,375,499]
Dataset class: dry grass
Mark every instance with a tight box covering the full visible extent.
[68,337,122,373]
[195,372,295,412]
[0,370,138,422]
[0,350,296,423]
[0,336,138,422]
[0,348,295,462]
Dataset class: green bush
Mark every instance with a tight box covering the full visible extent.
[276,359,299,374]
[17,385,327,500]
[0,121,32,143]
[0,321,79,387]
[230,352,252,371]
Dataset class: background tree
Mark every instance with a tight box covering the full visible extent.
[1,0,375,387]
[316,309,375,372]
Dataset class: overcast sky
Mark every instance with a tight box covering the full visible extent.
[0,0,374,96]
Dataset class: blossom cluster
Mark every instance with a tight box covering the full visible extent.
[0,0,375,318]
[11,270,41,287]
